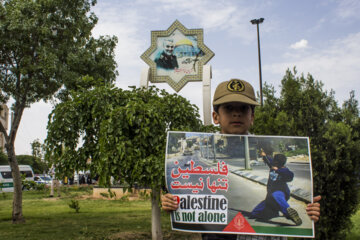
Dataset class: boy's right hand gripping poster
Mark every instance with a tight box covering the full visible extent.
[165,131,315,238]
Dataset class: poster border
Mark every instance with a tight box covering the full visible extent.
[141,20,214,92]
[165,131,315,238]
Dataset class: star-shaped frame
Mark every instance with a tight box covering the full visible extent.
[141,20,214,92]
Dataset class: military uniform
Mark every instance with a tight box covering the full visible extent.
[155,51,179,70]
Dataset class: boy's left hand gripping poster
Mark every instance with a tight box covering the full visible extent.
[165,131,315,238]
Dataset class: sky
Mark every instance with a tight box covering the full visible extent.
[14,0,360,155]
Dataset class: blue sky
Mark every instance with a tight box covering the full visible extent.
[16,0,360,155]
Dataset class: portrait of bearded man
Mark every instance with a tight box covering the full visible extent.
[155,39,179,70]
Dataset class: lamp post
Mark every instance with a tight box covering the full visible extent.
[250,18,264,106]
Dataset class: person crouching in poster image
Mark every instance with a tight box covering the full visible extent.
[250,151,302,226]
[162,79,321,240]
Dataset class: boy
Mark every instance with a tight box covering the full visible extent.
[251,152,302,226]
[162,79,321,240]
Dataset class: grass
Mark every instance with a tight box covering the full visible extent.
[1,186,359,239]
[0,186,201,240]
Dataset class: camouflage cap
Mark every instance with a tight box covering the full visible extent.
[213,79,260,106]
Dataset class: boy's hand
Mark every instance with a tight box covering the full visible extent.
[161,193,179,212]
[306,195,321,222]
[260,149,266,157]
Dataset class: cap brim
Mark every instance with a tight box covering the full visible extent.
[213,94,260,106]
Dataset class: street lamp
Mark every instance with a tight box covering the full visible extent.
[250,18,264,106]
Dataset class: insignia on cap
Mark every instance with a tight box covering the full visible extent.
[227,80,245,92]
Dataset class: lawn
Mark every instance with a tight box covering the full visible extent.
[0,186,359,240]
[0,186,201,240]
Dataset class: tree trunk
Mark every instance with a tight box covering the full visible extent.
[7,145,25,223]
[50,178,55,197]
[2,103,26,224]
[151,188,163,240]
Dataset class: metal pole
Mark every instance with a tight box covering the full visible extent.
[251,18,264,106]
[244,136,251,170]
[202,65,212,126]
[207,136,209,161]
[256,23,263,106]
[212,135,216,163]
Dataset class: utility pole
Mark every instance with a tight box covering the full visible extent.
[250,18,264,106]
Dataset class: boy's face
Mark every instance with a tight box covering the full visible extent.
[212,102,254,135]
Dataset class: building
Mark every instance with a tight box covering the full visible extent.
[0,105,9,150]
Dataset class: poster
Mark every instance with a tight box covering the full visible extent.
[140,20,214,92]
[165,131,314,238]
[149,29,204,83]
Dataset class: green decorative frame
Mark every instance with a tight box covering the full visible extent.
[141,20,214,92]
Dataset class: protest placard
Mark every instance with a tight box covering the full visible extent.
[165,131,314,238]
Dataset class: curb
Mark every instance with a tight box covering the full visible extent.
[230,169,311,203]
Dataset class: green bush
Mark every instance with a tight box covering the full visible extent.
[32,183,46,191]
[119,195,129,202]
[0,150,7,165]
[21,174,37,190]
[99,192,109,198]
[68,199,80,213]
[16,155,48,174]
[283,148,308,157]
[253,68,360,239]
[139,190,150,201]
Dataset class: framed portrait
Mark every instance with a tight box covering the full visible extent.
[141,20,214,92]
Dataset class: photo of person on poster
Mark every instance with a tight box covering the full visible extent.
[250,150,302,226]
[154,38,179,70]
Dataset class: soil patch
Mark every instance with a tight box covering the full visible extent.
[43,197,61,201]
[108,232,150,240]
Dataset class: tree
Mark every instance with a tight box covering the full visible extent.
[342,90,359,127]
[30,139,48,174]
[0,0,117,223]
[31,139,42,161]
[45,85,206,239]
[0,150,7,164]
[252,68,360,239]
[15,155,45,174]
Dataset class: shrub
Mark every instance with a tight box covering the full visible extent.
[68,200,80,213]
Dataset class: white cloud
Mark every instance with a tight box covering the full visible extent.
[290,39,308,50]
[335,0,360,19]
[92,4,149,69]
[264,32,360,104]
[147,0,259,43]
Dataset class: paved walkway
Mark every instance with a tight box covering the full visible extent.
[201,155,312,203]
